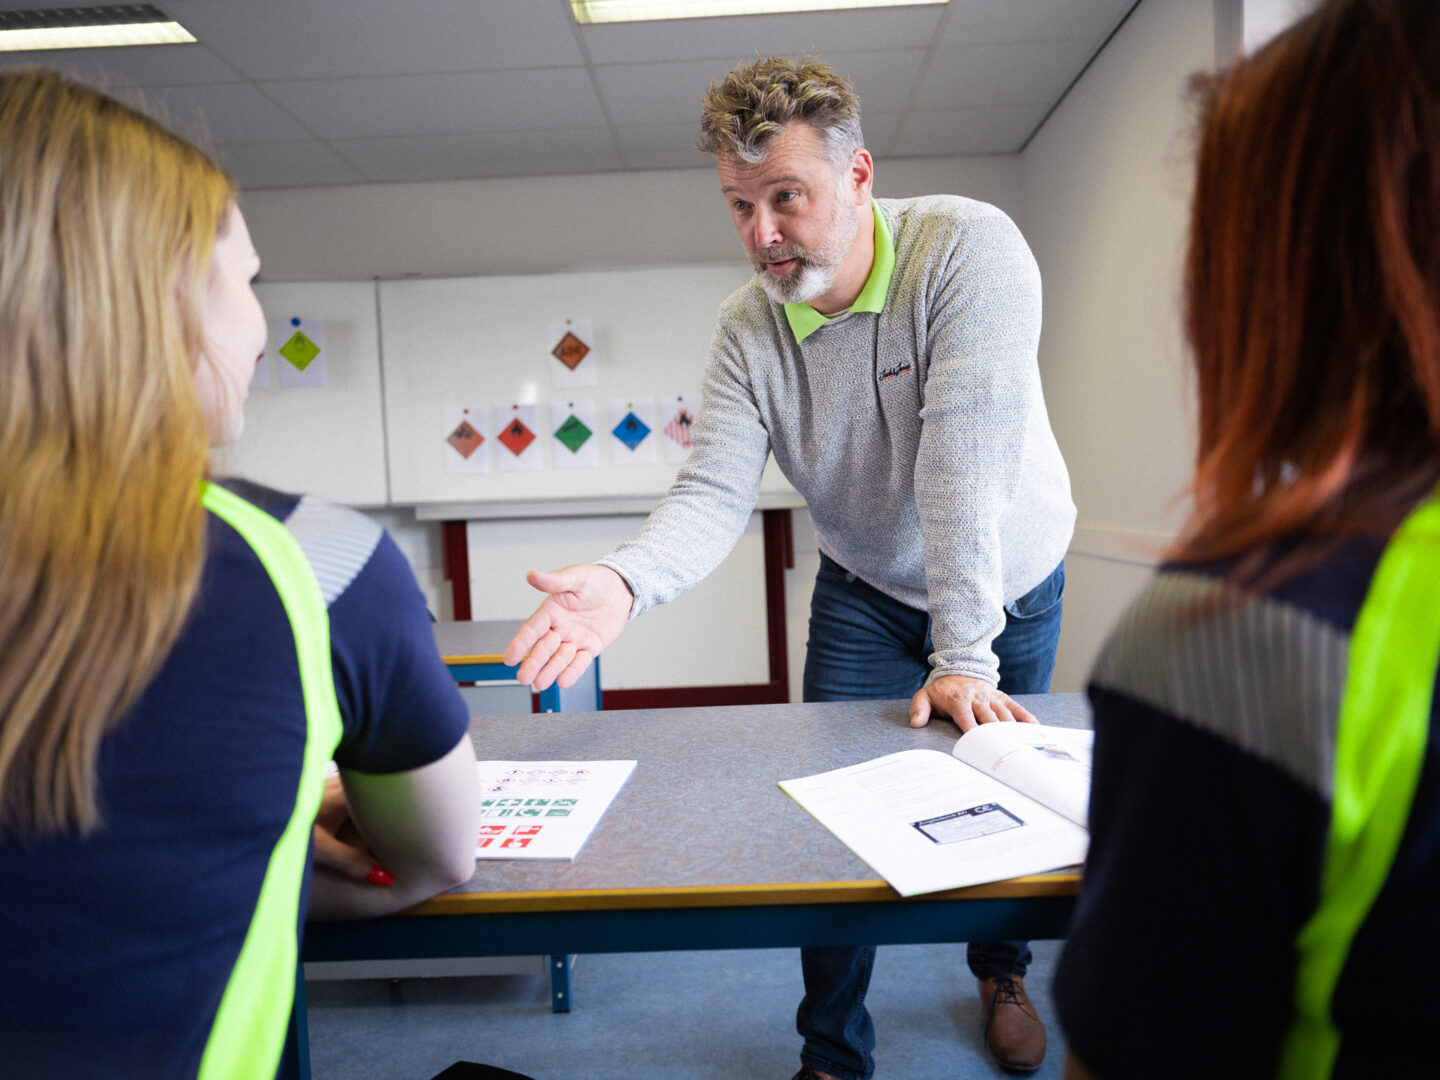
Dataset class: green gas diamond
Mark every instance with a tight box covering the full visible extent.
[554,414,592,453]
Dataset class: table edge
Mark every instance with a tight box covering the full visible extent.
[398,872,1081,916]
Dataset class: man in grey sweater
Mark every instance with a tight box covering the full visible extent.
[506,58,1075,1080]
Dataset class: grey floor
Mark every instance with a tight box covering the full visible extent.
[305,940,1067,1080]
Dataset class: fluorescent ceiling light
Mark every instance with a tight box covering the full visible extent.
[572,0,947,24]
[0,5,195,52]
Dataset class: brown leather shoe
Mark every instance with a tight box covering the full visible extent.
[978,974,1047,1072]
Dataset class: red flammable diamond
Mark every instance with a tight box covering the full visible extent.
[498,417,536,456]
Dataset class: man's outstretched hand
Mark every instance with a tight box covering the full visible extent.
[909,673,1038,733]
[503,564,634,691]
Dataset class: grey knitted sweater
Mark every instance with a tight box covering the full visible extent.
[601,195,1075,684]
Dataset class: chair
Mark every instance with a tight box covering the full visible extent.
[430,1064,537,1080]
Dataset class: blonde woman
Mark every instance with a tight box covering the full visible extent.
[0,69,481,1077]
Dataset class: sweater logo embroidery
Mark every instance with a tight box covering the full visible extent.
[878,362,912,383]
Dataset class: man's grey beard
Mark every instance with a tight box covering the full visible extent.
[751,195,862,305]
[752,248,841,304]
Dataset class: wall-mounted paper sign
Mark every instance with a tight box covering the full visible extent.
[549,400,599,470]
[609,397,657,466]
[547,318,598,388]
[443,406,490,474]
[660,393,703,465]
[493,403,543,472]
[272,316,328,387]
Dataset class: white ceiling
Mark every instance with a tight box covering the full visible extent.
[0,0,1138,190]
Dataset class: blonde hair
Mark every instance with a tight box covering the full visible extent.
[698,56,864,168]
[0,69,235,835]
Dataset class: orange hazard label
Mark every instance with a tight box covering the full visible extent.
[551,330,591,370]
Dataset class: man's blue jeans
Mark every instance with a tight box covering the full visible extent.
[797,554,1066,1080]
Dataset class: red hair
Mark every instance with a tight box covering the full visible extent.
[1175,0,1440,576]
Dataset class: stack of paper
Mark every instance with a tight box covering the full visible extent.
[475,759,636,860]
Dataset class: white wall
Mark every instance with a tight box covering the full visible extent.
[1022,0,1217,690]
[243,156,1024,282]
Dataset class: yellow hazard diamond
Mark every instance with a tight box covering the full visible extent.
[278,330,321,371]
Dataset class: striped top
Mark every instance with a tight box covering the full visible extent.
[1054,535,1440,1078]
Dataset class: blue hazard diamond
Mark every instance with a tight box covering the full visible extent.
[612,411,650,451]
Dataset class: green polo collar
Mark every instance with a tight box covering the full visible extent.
[784,199,894,343]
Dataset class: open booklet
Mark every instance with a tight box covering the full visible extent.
[474,759,636,860]
[779,724,1092,897]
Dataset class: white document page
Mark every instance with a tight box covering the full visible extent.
[780,748,1088,897]
[951,723,1094,828]
[475,759,636,860]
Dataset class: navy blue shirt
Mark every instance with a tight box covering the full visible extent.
[0,482,470,1077]
[1055,536,1440,1077]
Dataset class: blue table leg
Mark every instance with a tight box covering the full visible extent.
[536,658,601,713]
[549,954,574,1013]
[448,658,600,715]
[536,662,599,1016]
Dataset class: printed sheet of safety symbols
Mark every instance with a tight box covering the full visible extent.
[475,759,637,860]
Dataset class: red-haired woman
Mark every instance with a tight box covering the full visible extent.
[1055,1,1440,1077]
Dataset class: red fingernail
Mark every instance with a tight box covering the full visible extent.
[366,865,394,886]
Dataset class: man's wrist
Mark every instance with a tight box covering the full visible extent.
[596,560,639,618]
[925,669,997,688]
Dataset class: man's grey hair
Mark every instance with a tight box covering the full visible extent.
[698,56,864,170]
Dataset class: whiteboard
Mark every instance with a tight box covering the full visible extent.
[379,264,800,512]
[210,280,389,507]
[465,512,772,690]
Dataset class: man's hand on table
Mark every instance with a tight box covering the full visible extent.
[909,674,1038,733]
[503,563,633,691]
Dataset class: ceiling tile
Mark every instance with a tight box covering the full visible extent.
[332,128,623,182]
[221,140,367,190]
[940,0,1137,44]
[263,68,605,140]
[856,111,902,159]
[825,49,928,114]
[0,43,242,86]
[595,49,923,130]
[594,59,746,127]
[917,38,1093,109]
[615,122,715,171]
[163,0,584,80]
[893,104,1048,157]
[579,6,944,65]
[0,1,1121,187]
[108,82,313,145]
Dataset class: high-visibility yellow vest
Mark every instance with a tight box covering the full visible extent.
[1279,495,1440,1078]
[196,482,343,1079]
